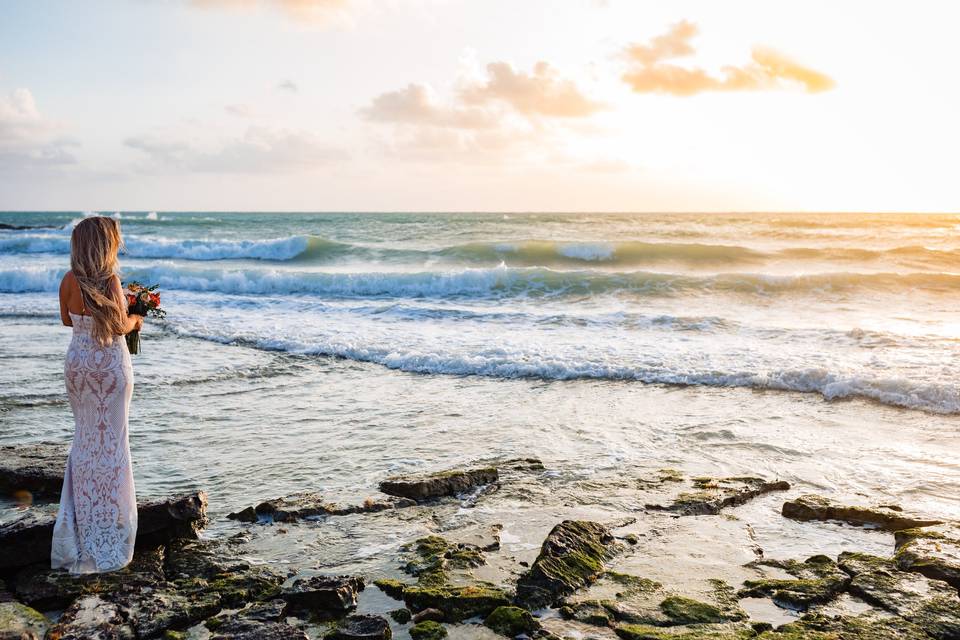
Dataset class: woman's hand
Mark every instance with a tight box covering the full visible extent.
[131,314,144,332]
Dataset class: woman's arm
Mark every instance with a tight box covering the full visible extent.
[59,273,73,327]
[109,276,144,334]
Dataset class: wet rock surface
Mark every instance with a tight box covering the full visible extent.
[228,492,416,523]
[895,524,960,589]
[0,442,67,500]
[515,520,620,609]
[646,476,791,516]
[2,444,958,640]
[781,494,944,531]
[379,466,499,502]
[282,574,365,614]
[0,491,208,570]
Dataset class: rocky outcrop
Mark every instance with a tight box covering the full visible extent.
[379,467,499,502]
[0,442,67,500]
[646,476,790,516]
[326,614,392,639]
[227,492,415,523]
[281,574,364,614]
[515,520,620,609]
[738,554,850,610]
[781,494,943,531]
[894,525,960,590]
[47,594,136,640]
[0,492,208,571]
[0,600,49,640]
[839,552,960,640]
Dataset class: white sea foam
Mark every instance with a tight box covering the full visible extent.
[556,242,615,261]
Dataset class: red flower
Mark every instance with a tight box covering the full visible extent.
[149,292,161,307]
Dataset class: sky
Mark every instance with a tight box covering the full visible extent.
[1,0,958,212]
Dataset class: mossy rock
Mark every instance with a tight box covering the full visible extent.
[781,495,943,531]
[409,620,447,640]
[515,520,620,609]
[894,525,960,590]
[757,612,931,640]
[389,607,411,623]
[648,477,790,516]
[484,605,541,637]
[0,601,49,640]
[658,596,735,625]
[403,584,511,622]
[615,622,756,639]
[739,555,848,610]
[374,579,408,600]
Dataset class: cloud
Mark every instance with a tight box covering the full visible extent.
[622,21,834,95]
[189,0,354,25]
[361,60,602,164]
[0,88,78,170]
[225,104,257,117]
[459,61,606,117]
[359,83,498,129]
[125,126,346,173]
[277,79,299,92]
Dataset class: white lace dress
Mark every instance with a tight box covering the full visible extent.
[51,313,137,573]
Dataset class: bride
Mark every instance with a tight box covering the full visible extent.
[52,216,144,573]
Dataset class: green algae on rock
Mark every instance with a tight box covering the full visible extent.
[738,555,849,610]
[0,600,49,640]
[484,605,542,636]
[757,611,931,640]
[515,520,620,609]
[615,622,757,639]
[646,477,790,516]
[781,495,943,531]
[409,620,447,640]
[838,552,960,640]
[894,525,960,590]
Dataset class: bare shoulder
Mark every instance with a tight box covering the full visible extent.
[60,270,75,291]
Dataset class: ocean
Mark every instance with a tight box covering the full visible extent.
[1,211,958,628]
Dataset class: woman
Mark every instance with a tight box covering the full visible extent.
[52,216,144,573]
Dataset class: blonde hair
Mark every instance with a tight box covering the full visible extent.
[70,216,126,345]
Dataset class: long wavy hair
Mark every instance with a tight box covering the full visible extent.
[70,216,126,345]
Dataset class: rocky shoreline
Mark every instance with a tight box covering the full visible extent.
[0,443,958,639]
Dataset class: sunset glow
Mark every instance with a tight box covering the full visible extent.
[1,0,958,211]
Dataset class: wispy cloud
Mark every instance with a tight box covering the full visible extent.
[0,88,78,170]
[125,126,346,173]
[360,59,603,163]
[622,21,834,96]
[459,61,606,117]
[277,79,299,93]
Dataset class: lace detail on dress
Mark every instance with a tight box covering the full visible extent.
[51,312,137,574]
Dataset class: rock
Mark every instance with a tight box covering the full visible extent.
[738,554,849,610]
[210,618,308,640]
[894,525,960,589]
[838,552,960,640]
[0,492,208,571]
[379,467,499,502]
[47,594,136,640]
[402,535,485,587]
[615,622,757,639]
[646,477,790,516]
[515,520,620,609]
[388,608,411,623]
[761,611,932,640]
[781,495,943,531]
[282,574,364,613]
[326,614,392,640]
[409,620,446,640]
[0,442,67,499]
[165,539,284,608]
[227,492,416,523]
[412,607,444,623]
[117,586,223,639]
[0,601,49,640]
[401,585,511,623]
[14,544,166,609]
[484,605,541,636]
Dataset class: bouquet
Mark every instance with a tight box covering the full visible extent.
[123,281,165,354]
